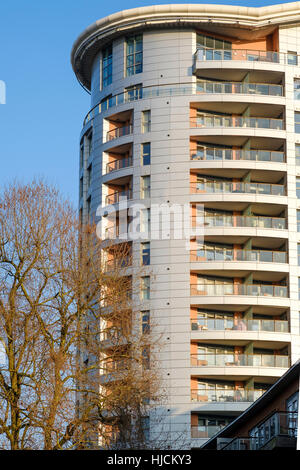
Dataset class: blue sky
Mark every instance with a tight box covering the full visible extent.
[0,0,294,204]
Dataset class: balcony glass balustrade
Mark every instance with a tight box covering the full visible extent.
[191,388,267,403]
[194,48,281,63]
[190,318,289,333]
[191,115,284,130]
[191,181,285,196]
[191,215,286,230]
[196,81,283,96]
[191,425,224,439]
[190,283,288,297]
[106,156,133,174]
[190,248,287,263]
[106,124,133,141]
[105,189,132,205]
[83,78,287,127]
[222,412,298,450]
[104,256,132,271]
[190,353,290,368]
[190,148,285,162]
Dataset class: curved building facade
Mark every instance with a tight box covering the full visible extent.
[72,3,300,448]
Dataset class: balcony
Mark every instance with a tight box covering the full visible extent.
[190,248,287,263]
[190,283,288,297]
[106,156,132,174]
[190,353,290,368]
[191,115,284,130]
[192,215,286,230]
[196,81,283,96]
[222,412,297,450]
[191,387,266,403]
[191,181,286,196]
[190,318,289,333]
[194,48,281,64]
[105,189,132,205]
[106,124,133,142]
[191,424,224,439]
[104,256,132,272]
[190,148,285,163]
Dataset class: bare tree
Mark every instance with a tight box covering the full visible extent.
[0,179,176,450]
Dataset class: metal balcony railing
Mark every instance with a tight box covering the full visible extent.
[194,48,282,63]
[106,156,133,174]
[196,81,283,96]
[191,214,286,230]
[190,283,288,297]
[191,181,286,196]
[105,189,132,205]
[222,412,298,450]
[190,353,290,368]
[191,388,267,403]
[104,256,132,272]
[190,148,285,163]
[191,115,284,130]
[191,424,225,439]
[190,318,289,333]
[191,215,286,230]
[106,124,133,142]
[190,248,287,263]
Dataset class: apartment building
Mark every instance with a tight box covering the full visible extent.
[71,3,300,448]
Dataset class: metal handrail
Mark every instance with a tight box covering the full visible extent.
[194,48,282,63]
[190,148,285,163]
[190,283,288,297]
[191,388,267,402]
[190,248,287,263]
[190,353,290,367]
[105,189,132,205]
[191,181,286,196]
[191,215,287,230]
[190,318,289,332]
[106,156,133,174]
[106,124,133,141]
[196,80,283,96]
[191,115,284,130]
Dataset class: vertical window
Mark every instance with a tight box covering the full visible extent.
[141,175,151,198]
[295,80,300,100]
[126,35,143,76]
[87,164,92,188]
[295,113,300,133]
[141,276,150,300]
[141,242,150,266]
[140,208,150,235]
[80,177,83,199]
[142,143,151,165]
[141,311,150,334]
[87,196,91,220]
[297,178,300,198]
[296,145,300,166]
[87,132,93,156]
[126,84,142,102]
[142,110,151,133]
[288,51,298,65]
[80,142,84,168]
[102,44,112,88]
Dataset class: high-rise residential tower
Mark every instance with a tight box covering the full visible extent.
[72,3,300,449]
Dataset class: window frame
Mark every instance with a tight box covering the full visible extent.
[126,35,143,76]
